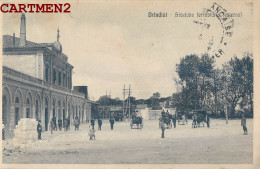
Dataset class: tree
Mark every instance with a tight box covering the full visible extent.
[176,54,215,112]
[220,53,253,117]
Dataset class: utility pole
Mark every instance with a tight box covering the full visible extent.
[127,84,131,121]
[122,84,126,121]
[122,84,132,121]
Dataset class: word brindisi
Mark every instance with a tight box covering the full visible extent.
[0,3,71,13]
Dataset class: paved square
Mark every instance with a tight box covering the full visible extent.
[3,119,253,164]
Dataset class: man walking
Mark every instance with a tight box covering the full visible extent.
[37,120,42,140]
[91,118,95,130]
[50,118,55,134]
[159,117,165,138]
[241,114,248,135]
[173,114,177,128]
[98,118,102,130]
[206,113,210,128]
[109,117,115,130]
[58,119,62,131]
[74,117,80,131]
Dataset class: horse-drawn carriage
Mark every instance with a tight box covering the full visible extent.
[159,111,173,129]
[192,111,208,128]
[177,113,188,125]
[130,116,143,129]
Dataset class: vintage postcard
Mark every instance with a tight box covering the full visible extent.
[0,0,259,168]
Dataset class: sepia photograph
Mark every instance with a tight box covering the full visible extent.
[0,0,259,168]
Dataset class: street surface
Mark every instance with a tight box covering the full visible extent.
[3,119,253,164]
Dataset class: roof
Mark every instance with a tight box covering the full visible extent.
[3,34,46,48]
[3,34,70,64]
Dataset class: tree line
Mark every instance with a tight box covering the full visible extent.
[175,53,253,118]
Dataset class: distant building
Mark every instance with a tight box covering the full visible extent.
[2,14,92,138]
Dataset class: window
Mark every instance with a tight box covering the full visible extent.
[58,71,61,86]
[63,74,66,87]
[53,69,56,84]
[15,97,19,104]
[45,67,49,82]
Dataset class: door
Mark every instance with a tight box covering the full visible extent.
[45,108,48,131]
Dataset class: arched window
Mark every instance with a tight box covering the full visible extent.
[15,97,19,104]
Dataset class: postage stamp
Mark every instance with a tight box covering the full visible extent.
[0,0,259,168]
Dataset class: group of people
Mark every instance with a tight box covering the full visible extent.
[158,110,248,138]
[88,117,115,140]
[49,117,72,134]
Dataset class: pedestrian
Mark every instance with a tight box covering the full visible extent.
[37,120,42,140]
[64,118,68,131]
[109,117,115,130]
[173,114,177,128]
[98,118,102,130]
[159,117,165,138]
[53,117,57,131]
[241,114,248,135]
[74,117,80,131]
[88,126,95,140]
[58,119,62,131]
[206,113,210,128]
[91,118,95,130]
[2,121,6,140]
[68,117,71,131]
[50,118,55,134]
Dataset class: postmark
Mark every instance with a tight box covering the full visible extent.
[194,2,236,58]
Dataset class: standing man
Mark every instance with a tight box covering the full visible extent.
[50,118,55,134]
[159,117,165,138]
[91,118,95,130]
[53,117,57,131]
[58,119,62,131]
[64,118,68,131]
[206,113,210,128]
[37,120,42,140]
[173,114,177,128]
[74,117,80,131]
[109,117,115,130]
[2,121,6,140]
[68,117,71,131]
[241,114,248,135]
[98,118,102,130]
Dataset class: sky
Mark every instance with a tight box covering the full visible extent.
[1,0,253,100]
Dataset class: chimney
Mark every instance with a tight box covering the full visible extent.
[19,13,26,47]
[13,33,15,46]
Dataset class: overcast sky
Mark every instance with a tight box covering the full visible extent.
[1,1,253,100]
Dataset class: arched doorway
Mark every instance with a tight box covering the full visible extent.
[58,100,61,120]
[52,98,56,118]
[35,94,41,121]
[26,92,33,118]
[45,97,49,131]
[62,100,65,126]
[3,87,11,138]
[2,95,8,125]
[14,89,23,126]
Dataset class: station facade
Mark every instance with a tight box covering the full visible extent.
[2,14,92,138]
